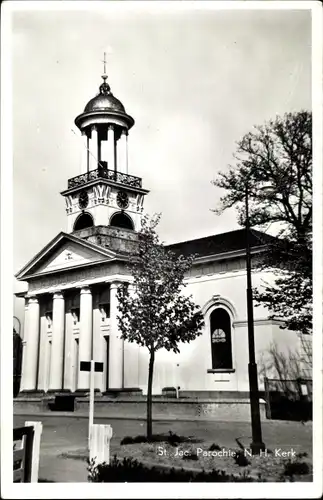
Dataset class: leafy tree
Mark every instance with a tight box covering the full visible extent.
[117,214,204,439]
[212,111,312,335]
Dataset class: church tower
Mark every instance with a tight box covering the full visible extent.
[61,59,148,246]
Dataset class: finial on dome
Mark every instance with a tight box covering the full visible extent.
[102,51,107,80]
[100,51,110,94]
[100,52,110,94]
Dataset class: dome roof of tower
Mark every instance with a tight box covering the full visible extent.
[84,79,126,114]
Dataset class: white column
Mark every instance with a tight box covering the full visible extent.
[63,305,74,391]
[124,130,128,174]
[20,300,29,392]
[78,286,93,390]
[109,282,124,389]
[37,313,47,391]
[107,125,115,171]
[89,126,98,171]
[81,131,89,173]
[48,292,65,391]
[123,284,139,388]
[20,297,40,392]
[117,129,128,174]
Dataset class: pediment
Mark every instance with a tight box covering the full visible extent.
[16,232,118,280]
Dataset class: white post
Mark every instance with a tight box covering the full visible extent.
[88,359,95,450]
[89,424,113,467]
[24,421,43,483]
[78,286,92,390]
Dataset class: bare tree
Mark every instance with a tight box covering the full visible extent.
[213,111,312,335]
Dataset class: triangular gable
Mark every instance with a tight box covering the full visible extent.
[16,232,118,280]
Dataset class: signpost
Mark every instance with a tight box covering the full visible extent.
[80,360,104,449]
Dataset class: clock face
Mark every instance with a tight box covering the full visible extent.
[116,191,129,209]
[78,191,89,209]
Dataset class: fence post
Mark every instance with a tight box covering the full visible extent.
[25,421,42,482]
[89,424,113,467]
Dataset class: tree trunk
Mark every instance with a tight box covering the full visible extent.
[147,348,155,441]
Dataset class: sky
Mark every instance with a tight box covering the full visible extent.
[11,4,311,324]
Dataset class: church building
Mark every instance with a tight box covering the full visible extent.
[15,69,301,404]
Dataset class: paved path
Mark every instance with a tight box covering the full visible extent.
[14,414,312,482]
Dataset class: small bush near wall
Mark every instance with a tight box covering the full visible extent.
[120,431,197,447]
[87,456,257,482]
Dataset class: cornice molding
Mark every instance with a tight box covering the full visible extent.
[233,318,285,327]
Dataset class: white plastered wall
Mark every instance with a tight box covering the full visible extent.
[135,267,300,395]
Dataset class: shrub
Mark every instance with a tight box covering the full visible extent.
[120,436,135,445]
[87,456,257,482]
[208,443,221,451]
[120,431,191,447]
[167,431,182,446]
[233,450,250,467]
[182,450,198,461]
[283,460,310,477]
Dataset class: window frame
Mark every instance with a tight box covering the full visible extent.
[208,305,235,373]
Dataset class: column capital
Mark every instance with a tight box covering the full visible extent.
[80,286,92,295]
[28,296,39,305]
[121,128,128,137]
[110,282,121,291]
[91,125,98,132]
[53,291,64,300]
[81,129,87,136]
[109,280,129,291]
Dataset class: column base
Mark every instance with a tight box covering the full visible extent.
[75,388,102,394]
[103,388,143,398]
[18,389,46,398]
[47,389,71,394]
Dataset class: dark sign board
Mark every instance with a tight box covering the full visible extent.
[80,361,104,373]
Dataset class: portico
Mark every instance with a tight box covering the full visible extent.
[19,277,134,394]
[16,228,141,395]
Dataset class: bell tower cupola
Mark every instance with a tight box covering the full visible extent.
[61,54,148,241]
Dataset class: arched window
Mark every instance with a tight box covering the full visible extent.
[210,308,233,370]
[73,212,94,231]
[110,212,134,231]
